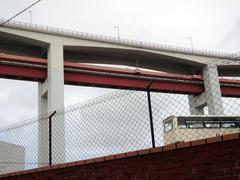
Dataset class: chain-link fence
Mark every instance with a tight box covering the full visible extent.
[0,59,240,174]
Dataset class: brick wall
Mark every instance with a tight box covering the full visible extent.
[1,133,240,180]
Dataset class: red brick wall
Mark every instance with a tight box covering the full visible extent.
[1,133,240,180]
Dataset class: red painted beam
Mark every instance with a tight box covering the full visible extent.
[64,72,204,94]
[0,53,202,81]
[0,53,240,97]
[0,53,47,65]
[0,53,239,83]
[64,61,202,81]
[0,64,46,81]
[0,64,203,94]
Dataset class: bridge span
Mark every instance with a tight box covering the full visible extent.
[0,19,240,165]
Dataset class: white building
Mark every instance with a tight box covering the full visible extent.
[163,116,240,145]
[0,141,25,174]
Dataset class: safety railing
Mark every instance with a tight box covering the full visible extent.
[0,19,238,59]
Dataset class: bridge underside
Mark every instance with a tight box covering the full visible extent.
[64,46,204,75]
[0,34,201,75]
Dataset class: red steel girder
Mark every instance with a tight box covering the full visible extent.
[0,53,240,97]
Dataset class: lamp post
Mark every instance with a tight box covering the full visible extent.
[114,26,120,39]
[186,37,193,49]
[29,10,32,24]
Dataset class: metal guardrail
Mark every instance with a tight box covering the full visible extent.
[0,19,238,59]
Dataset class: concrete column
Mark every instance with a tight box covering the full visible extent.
[202,65,224,115]
[38,82,48,166]
[38,42,65,165]
[48,42,65,164]
[47,42,64,112]
[188,65,224,115]
[188,94,205,115]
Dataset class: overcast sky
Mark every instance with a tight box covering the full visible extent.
[0,0,240,127]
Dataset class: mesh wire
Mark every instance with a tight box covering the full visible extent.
[0,115,49,174]
[0,57,240,174]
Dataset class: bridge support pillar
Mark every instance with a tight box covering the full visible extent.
[203,65,224,115]
[188,93,205,115]
[188,65,224,115]
[38,81,48,166]
[38,42,65,166]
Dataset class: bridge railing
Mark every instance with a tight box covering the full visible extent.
[0,19,238,59]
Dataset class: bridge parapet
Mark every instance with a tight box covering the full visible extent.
[0,19,238,59]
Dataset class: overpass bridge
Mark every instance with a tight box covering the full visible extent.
[0,19,240,165]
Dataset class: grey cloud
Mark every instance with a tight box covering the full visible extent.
[0,79,38,127]
[220,15,240,52]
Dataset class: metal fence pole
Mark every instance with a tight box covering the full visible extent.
[49,111,56,166]
[147,82,155,148]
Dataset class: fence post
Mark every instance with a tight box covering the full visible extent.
[49,111,56,166]
[146,81,155,148]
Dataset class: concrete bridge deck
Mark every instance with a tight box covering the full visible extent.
[0,19,239,76]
